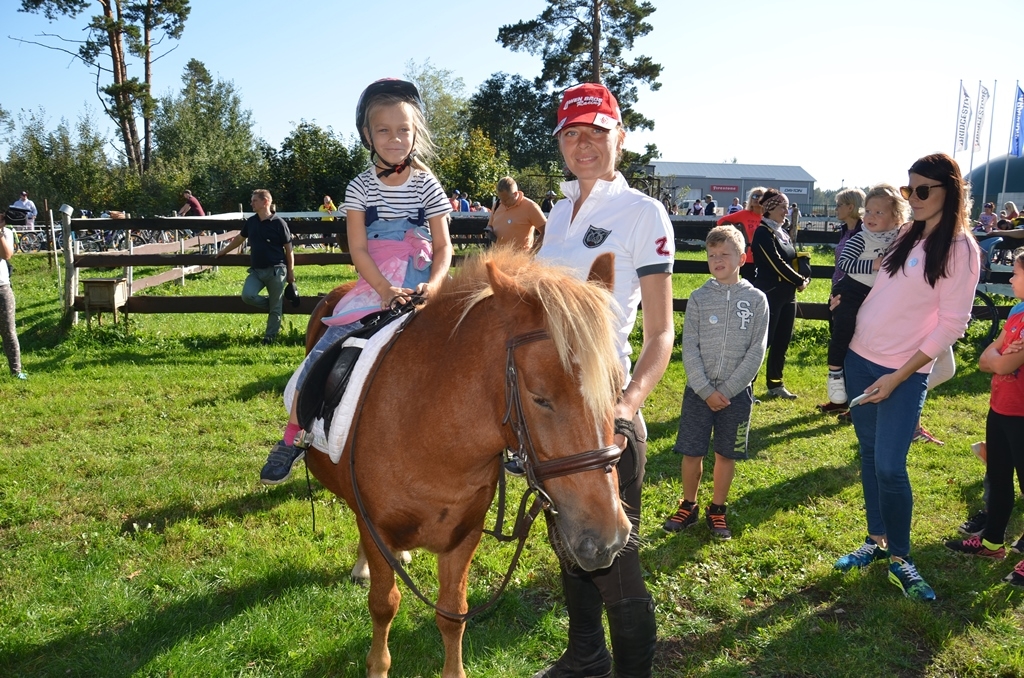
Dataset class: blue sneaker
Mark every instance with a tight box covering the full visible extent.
[260,440,305,485]
[14,372,27,380]
[888,556,936,601]
[834,537,888,571]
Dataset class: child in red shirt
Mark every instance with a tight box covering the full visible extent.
[945,252,1024,587]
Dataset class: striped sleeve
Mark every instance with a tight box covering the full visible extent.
[419,173,452,219]
[343,173,370,213]
[837,233,875,274]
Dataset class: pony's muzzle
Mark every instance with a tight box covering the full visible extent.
[572,528,626,571]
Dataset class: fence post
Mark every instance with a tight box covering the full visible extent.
[179,233,185,285]
[61,209,78,325]
[126,228,134,297]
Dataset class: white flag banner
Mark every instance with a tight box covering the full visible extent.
[973,85,990,150]
[957,84,972,151]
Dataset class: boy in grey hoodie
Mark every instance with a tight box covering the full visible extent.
[663,226,769,540]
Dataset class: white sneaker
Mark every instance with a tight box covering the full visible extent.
[827,374,847,405]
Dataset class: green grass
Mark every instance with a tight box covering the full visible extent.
[1,250,1022,677]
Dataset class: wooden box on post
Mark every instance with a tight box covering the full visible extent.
[82,277,128,328]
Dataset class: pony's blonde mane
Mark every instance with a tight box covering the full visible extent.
[440,248,623,425]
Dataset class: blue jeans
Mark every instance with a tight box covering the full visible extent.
[242,265,287,339]
[293,321,360,393]
[845,350,928,558]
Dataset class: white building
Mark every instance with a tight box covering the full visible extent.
[646,162,816,213]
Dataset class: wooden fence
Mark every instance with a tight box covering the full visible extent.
[60,213,1011,324]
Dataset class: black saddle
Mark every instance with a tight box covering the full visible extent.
[296,304,415,438]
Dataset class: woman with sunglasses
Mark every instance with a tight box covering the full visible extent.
[833,153,979,601]
[751,188,809,399]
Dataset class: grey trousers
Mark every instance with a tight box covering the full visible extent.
[0,284,21,375]
[242,264,287,339]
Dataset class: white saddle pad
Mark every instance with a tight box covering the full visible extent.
[283,313,413,463]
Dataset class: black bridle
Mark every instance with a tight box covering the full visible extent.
[347,319,623,623]
[501,329,623,513]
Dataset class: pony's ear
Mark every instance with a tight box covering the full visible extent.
[587,252,615,291]
[486,259,522,298]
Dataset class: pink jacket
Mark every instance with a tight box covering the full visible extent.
[322,230,432,327]
[849,231,979,372]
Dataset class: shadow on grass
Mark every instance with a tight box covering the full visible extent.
[644,461,861,570]
[304,581,552,677]
[119,478,317,537]
[653,545,1024,677]
[0,565,357,678]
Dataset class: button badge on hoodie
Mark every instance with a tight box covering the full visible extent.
[709,315,719,324]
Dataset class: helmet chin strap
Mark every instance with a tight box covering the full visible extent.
[373,151,415,179]
[370,137,417,179]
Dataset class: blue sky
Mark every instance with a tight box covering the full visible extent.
[2,0,1021,191]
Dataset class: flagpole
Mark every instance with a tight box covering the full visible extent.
[969,80,981,175]
[1003,79,1020,196]
[954,79,963,156]
[982,80,996,207]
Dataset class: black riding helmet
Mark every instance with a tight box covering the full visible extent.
[355,78,424,178]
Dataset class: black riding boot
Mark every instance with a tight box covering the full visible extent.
[606,597,656,678]
[532,569,612,678]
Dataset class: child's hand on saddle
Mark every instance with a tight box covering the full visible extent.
[382,286,414,308]
[413,282,434,299]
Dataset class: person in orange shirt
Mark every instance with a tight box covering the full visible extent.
[717,186,767,280]
[486,176,546,250]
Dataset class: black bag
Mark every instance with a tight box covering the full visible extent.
[792,251,812,280]
[4,207,29,225]
[284,281,300,308]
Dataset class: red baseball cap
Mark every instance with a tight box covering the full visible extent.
[553,83,622,135]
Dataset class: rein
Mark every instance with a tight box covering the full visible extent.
[347,319,622,624]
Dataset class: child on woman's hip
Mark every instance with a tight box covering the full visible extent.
[823,184,908,409]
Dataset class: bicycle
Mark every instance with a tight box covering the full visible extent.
[970,236,1016,346]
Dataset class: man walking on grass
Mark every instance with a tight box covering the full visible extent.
[216,189,295,344]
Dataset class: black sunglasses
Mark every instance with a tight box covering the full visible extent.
[900,184,943,201]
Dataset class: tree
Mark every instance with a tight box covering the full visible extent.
[0,107,116,214]
[403,60,512,195]
[468,73,560,170]
[403,59,469,165]
[151,59,265,213]
[268,121,368,211]
[432,128,512,203]
[497,0,662,131]
[18,0,191,174]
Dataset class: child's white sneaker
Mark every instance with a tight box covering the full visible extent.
[827,373,847,405]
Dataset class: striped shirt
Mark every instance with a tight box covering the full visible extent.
[344,167,450,222]
[836,228,900,287]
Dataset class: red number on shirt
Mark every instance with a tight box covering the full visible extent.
[655,236,670,257]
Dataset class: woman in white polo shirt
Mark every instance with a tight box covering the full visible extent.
[533,82,674,678]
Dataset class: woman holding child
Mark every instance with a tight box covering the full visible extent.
[834,153,979,601]
[533,82,674,678]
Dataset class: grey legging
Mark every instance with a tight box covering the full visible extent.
[0,284,22,375]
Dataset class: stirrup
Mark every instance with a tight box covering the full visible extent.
[293,429,313,450]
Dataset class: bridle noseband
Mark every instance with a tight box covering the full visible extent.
[502,328,623,515]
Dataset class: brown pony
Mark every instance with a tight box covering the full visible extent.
[302,248,632,678]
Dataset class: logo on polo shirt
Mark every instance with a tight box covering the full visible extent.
[583,225,611,248]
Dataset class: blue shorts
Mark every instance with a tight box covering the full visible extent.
[672,385,753,460]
